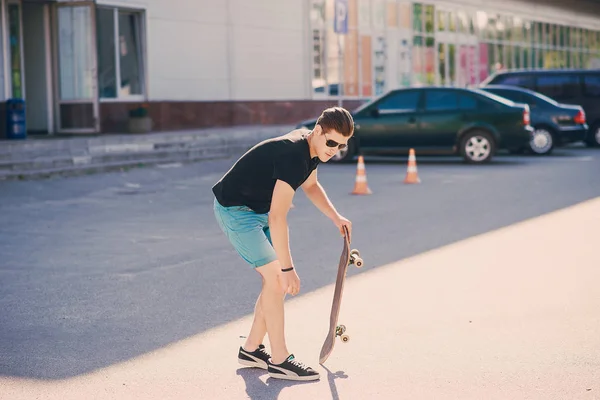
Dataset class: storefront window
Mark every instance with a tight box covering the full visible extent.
[412,3,422,33]
[424,4,434,34]
[97,7,145,99]
[437,10,446,32]
[8,3,22,99]
[306,0,600,97]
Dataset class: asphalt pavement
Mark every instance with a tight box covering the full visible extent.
[1,146,599,399]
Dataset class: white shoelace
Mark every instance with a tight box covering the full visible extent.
[258,347,269,357]
[288,357,310,371]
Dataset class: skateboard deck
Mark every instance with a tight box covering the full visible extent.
[319,226,363,364]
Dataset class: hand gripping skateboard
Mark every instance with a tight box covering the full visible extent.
[319,225,363,364]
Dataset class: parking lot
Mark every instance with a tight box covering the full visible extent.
[1,141,599,398]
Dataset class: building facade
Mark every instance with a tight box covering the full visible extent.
[1,0,599,136]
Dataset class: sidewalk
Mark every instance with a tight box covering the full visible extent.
[2,197,598,400]
[0,125,293,180]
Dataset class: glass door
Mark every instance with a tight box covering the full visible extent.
[53,2,98,133]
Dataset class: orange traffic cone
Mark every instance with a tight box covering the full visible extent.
[351,155,372,195]
[404,148,421,184]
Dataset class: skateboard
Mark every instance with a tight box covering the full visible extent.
[319,225,363,364]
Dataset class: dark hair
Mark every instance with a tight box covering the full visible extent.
[316,107,354,137]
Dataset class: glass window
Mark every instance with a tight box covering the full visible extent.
[425,90,457,110]
[512,17,523,42]
[412,3,423,33]
[459,94,477,109]
[535,75,580,99]
[311,29,326,95]
[571,27,580,48]
[504,15,513,42]
[97,7,145,99]
[437,43,446,85]
[486,89,521,103]
[399,2,411,29]
[448,10,456,32]
[457,11,469,34]
[310,0,325,26]
[57,6,94,100]
[437,10,447,32]
[8,4,22,98]
[424,4,434,34]
[376,90,420,111]
[581,29,589,49]
[97,8,116,98]
[495,74,535,90]
[372,0,385,29]
[476,11,488,38]
[523,20,532,44]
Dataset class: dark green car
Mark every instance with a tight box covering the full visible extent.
[296,87,534,164]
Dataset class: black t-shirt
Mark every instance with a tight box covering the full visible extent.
[212,129,320,214]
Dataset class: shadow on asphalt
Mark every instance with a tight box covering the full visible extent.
[322,365,349,400]
[236,368,320,399]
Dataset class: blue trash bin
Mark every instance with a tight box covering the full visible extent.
[6,98,26,139]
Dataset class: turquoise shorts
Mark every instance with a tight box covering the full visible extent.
[213,198,278,268]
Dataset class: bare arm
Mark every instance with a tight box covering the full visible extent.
[301,169,353,241]
[301,170,339,221]
[269,179,296,270]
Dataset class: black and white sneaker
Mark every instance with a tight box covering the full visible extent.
[238,344,271,369]
[267,354,320,381]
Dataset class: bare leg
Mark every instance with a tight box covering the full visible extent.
[243,288,266,351]
[254,259,289,364]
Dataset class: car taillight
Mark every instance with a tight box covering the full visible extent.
[574,110,586,124]
[523,107,530,126]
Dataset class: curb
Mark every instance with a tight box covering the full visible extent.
[0,125,293,180]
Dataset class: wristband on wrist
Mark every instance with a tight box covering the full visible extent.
[281,267,294,272]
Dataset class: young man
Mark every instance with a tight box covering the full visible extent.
[212,107,354,381]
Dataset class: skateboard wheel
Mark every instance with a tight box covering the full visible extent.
[355,257,363,268]
[350,249,360,258]
[341,335,350,343]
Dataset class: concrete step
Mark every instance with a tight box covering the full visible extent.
[0,125,293,180]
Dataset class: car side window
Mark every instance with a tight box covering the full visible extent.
[376,91,420,112]
[425,90,458,111]
[458,94,477,110]
[535,75,580,99]
[495,75,535,90]
[503,91,530,105]
[583,74,600,98]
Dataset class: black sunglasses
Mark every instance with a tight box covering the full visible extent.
[324,132,347,150]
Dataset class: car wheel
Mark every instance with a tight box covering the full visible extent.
[529,127,554,155]
[460,130,495,164]
[586,123,600,147]
[330,137,356,163]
